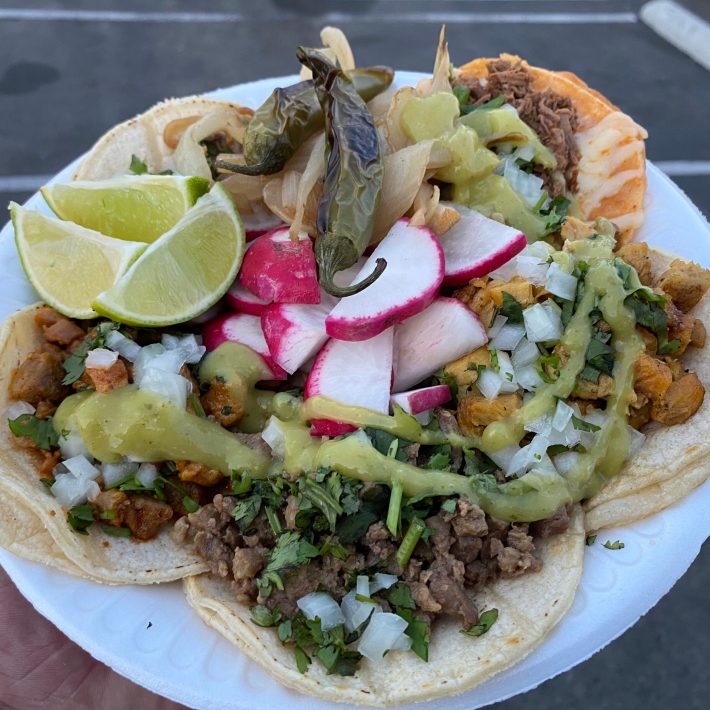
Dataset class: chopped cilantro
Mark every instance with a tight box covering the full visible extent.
[7,413,59,450]
[232,494,262,531]
[497,293,523,325]
[67,504,95,534]
[294,645,311,673]
[100,525,132,537]
[539,195,570,235]
[300,476,343,531]
[441,498,457,514]
[396,607,430,661]
[624,290,680,355]
[571,415,601,432]
[585,337,614,376]
[99,508,116,520]
[461,94,506,114]
[129,154,149,174]
[462,608,499,637]
[250,604,281,627]
[536,353,561,384]
[387,583,416,611]
[365,428,412,461]
[62,322,119,385]
[259,531,320,594]
[452,84,471,112]
[586,534,597,546]
[603,539,625,550]
[425,447,452,471]
[277,619,292,642]
[182,495,200,514]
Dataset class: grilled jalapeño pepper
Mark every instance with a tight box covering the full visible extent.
[298,47,386,297]
[217,66,393,177]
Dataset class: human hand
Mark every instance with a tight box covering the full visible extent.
[0,567,187,710]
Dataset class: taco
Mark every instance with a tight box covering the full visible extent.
[453,53,648,244]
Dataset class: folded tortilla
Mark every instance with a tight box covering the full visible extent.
[457,54,648,244]
[0,304,208,584]
[184,506,584,706]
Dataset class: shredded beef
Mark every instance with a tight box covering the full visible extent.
[456,58,580,194]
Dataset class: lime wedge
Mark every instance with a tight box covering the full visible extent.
[41,175,210,243]
[93,184,244,327]
[11,203,148,319]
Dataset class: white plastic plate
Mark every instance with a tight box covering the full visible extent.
[0,72,709,710]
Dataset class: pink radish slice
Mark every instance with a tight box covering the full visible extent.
[325,220,444,342]
[439,203,527,286]
[393,298,488,391]
[202,313,287,380]
[239,228,320,304]
[391,385,452,425]
[226,280,271,315]
[261,303,330,374]
[305,328,394,437]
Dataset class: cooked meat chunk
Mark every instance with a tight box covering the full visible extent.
[628,401,652,429]
[561,216,596,241]
[85,359,129,394]
[634,353,672,402]
[9,350,68,404]
[616,242,654,286]
[450,499,488,538]
[38,449,61,480]
[201,377,246,427]
[658,259,710,312]
[176,460,223,487]
[43,318,85,346]
[650,372,704,425]
[574,373,614,400]
[455,277,535,329]
[530,505,570,538]
[284,494,300,530]
[637,327,658,355]
[691,319,706,348]
[93,490,172,541]
[444,347,491,389]
[164,479,207,517]
[488,277,536,308]
[232,546,267,580]
[363,521,396,565]
[458,392,521,434]
[34,400,57,419]
[666,302,696,356]
[425,558,478,628]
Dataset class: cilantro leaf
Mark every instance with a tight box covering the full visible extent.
[62,322,119,385]
[365,428,412,461]
[262,532,320,577]
[498,292,524,324]
[8,413,59,450]
[182,495,199,514]
[387,583,416,610]
[585,337,614,375]
[294,645,311,673]
[250,604,281,627]
[586,534,597,546]
[100,524,132,537]
[67,504,95,534]
[440,498,457,514]
[232,494,262,531]
[395,607,430,661]
[571,414,601,432]
[452,84,471,113]
[539,195,570,235]
[603,539,625,550]
[129,154,149,174]
[462,608,499,637]
[461,94,506,114]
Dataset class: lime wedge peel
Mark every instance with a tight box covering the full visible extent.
[11,202,148,319]
[41,174,209,243]
[92,183,245,327]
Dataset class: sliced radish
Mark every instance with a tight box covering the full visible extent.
[390,384,451,425]
[305,328,394,436]
[225,279,271,315]
[325,220,444,342]
[239,228,320,304]
[202,313,287,380]
[393,298,488,391]
[439,203,527,286]
[261,303,330,374]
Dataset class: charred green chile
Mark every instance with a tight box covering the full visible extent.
[298,47,386,297]
[217,66,393,177]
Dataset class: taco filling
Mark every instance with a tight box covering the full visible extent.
[5,225,709,673]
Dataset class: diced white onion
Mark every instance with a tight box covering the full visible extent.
[488,242,551,285]
[525,413,552,436]
[104,330,141,362]
[85,347,119,369]
[515,364,545,392]
[523,302,563,342]
[526,242,555,260]
[490,323,526,352]
[370,573,398,595]
[102,460,139,487]
[627,426,646,460]
[162,333,206,365]
[63,455,100,480]
[513,256,550,285]
[488,445,520,473]
[501,157,547,209]
[507,435,549,476]
[340,591,380,633]
[133,343,184,383]
[552,400,575,432]
[138,368,192,409]
[512,338,539,369]
[297,592,346,631]
[357,612,411,661]
[356,575,370,598]
[496,351,518,394]
[5,401,35,419]
[477,367,504,400]
[261,417,286,459]
[58,430,91,460]
[554,451,580,476]
[86,480,101,502]
[348,430,374,447]
[487,315,508,339]
[545,262,578,301]
[136,462,159,488]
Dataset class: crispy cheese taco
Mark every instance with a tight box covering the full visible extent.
[1,25,709,707]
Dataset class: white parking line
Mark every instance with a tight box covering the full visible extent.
[0,9,637,24]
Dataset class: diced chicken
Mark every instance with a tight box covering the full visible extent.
[85,359,129,394]
[636,327,657,355]
[34,400,57,419]
[691,319,706,348]
[33,307,84,345]
[658,259,710,312]
[574,373,614,400]
[457,392,521,435]
[634,353,672,402]
[201,377,246,427]
[488,276,535,308]
[561,216,596,241]
[650,372,705,425]
[616,242,654,286]
[454,277,535,329]
[443,347,491,389]
[176,460,223,487]
[38,449,61,480]
[9,350,68,405]
[666,302,696,356]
